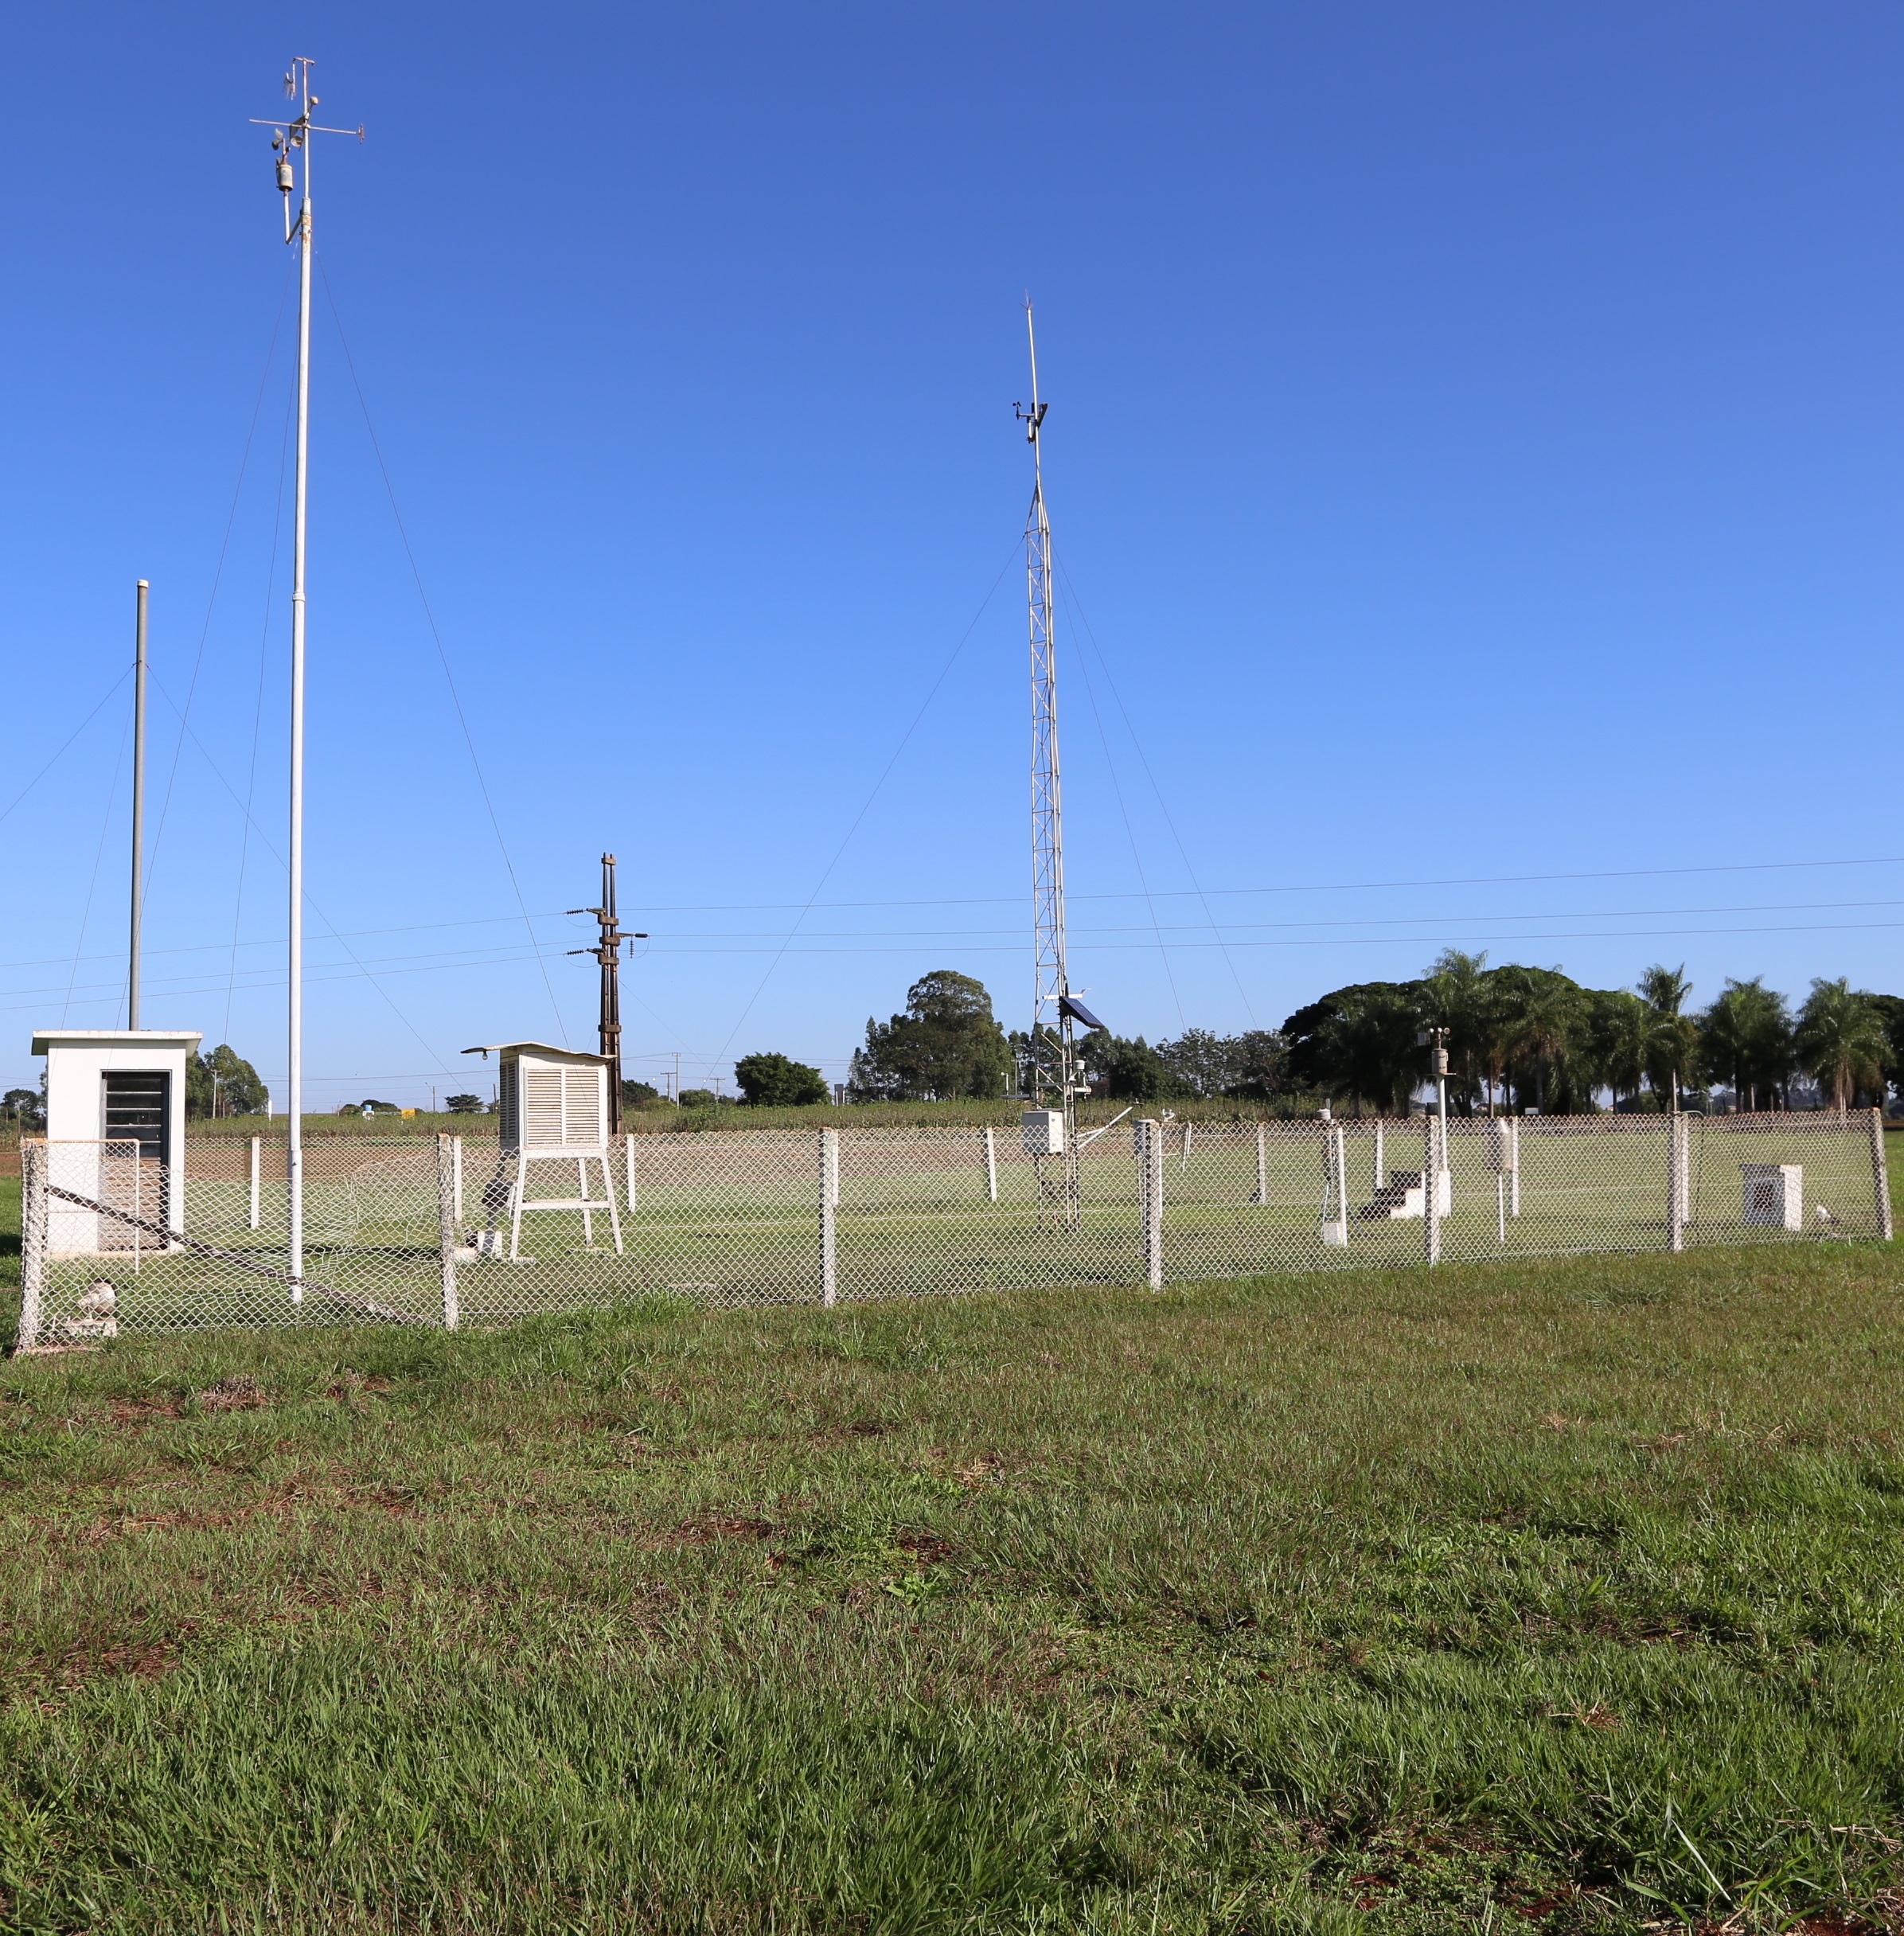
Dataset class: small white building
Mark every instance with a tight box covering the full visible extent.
[462,1041,621,1258]
[30,1028,200,1253]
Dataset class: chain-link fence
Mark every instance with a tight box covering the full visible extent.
[16,1110,1891,1343]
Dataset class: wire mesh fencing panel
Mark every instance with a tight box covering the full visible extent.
[1157,1110,1888,1283]
[1685,1110,1890,1247]
[13,1111,1890,1341]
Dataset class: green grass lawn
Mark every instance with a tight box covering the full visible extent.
[1,1177,1903,1930]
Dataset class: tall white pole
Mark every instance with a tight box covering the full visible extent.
[258,59,357,1294]
[287,76,312,1300]
[129,580,147,1030]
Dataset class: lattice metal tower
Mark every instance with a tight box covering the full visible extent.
[1016,302,1082,1220]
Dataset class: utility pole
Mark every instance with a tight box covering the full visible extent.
[254,59,363,1299]
[1017,301,1081,1226]
[128,580,147,1030]
[569,853,647,1133]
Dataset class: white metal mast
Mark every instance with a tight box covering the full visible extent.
[1016,302,1080,1221]
[255,60,361,1297]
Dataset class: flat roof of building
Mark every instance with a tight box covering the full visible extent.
[30,1028,203,1056]
[460,1041,611,1063]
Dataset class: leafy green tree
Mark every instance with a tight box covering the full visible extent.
[2,1087,43,1129]
[1155,1028,1235,1098]
[1859,993,1904,1109]
[444,1093,483,1114]
[1282,982,1422,1110]
[1228,1029,1289,1102]
[1793,978,1888,1110]
[849,970,1012,1101]
[1312,985,1423,1114]
[1699,978,1793,1111]
[677,1088,718,1109]
[185,1044,268,1118]
[1082,1032,1173,1102]
[733,1052,829,1107]
[619,1080,661,1110]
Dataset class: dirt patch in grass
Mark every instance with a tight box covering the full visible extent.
[669,1514,778,1544]
[194,1375,267,1411]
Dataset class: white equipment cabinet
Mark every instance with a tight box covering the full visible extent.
[1741,1162,1803,1232]
[31,1028,200,1255]
[465,1041,622,1259]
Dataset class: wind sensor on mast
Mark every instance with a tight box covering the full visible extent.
[250,60,361,1301]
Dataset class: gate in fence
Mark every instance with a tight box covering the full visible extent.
[14,1110,1891,1345]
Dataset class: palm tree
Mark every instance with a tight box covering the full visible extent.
[1318,985,1424,1115]
[1699,978,1794,1112]
[1589,989,1652,1108]
[1637,963,1698,1110]
[1496,966,1586,1112]
[1419,950,1492,1114]
[1793,978,1888,1111]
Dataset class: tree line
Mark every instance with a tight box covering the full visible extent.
[1275,953,1900,1116]
[833,959,1902,1116]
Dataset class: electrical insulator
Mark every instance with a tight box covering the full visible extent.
[277,158,295,193]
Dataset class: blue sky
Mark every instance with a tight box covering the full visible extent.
[4,2,1902,1107]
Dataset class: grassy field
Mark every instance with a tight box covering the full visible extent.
[1,1177,1902,1931]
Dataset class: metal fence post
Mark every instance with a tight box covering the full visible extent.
[1137,1118,1164,1289]
[248,1135,261,1231]
[1373,1119,1384,1196]
[436,1134,459,1330]
[820,1128,839,1307]
[624,1133,637,1212]
[1668,1114,1689,1253]
[983,1126,998,1203]
[18,1141,46,1352]
[1424,1114,1442,1267]
[1871,1107,1893,1242]
[1252,1122,1267,1204]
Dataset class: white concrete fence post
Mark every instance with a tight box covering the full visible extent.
[1870,1107,1893,1242]
[1252,1122,1267,1205]
[625,1133,637,1213]
[820,1128,839,1308]
[983,1126,998,1204]
[436,1134,459,1330]
[1668,1114,1689,1254]
[18,1141,46,1352]
[248,1135,261,1231]
[1137,1118,1165,1290]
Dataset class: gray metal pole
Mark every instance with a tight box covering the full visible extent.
[129,580,147,1030]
